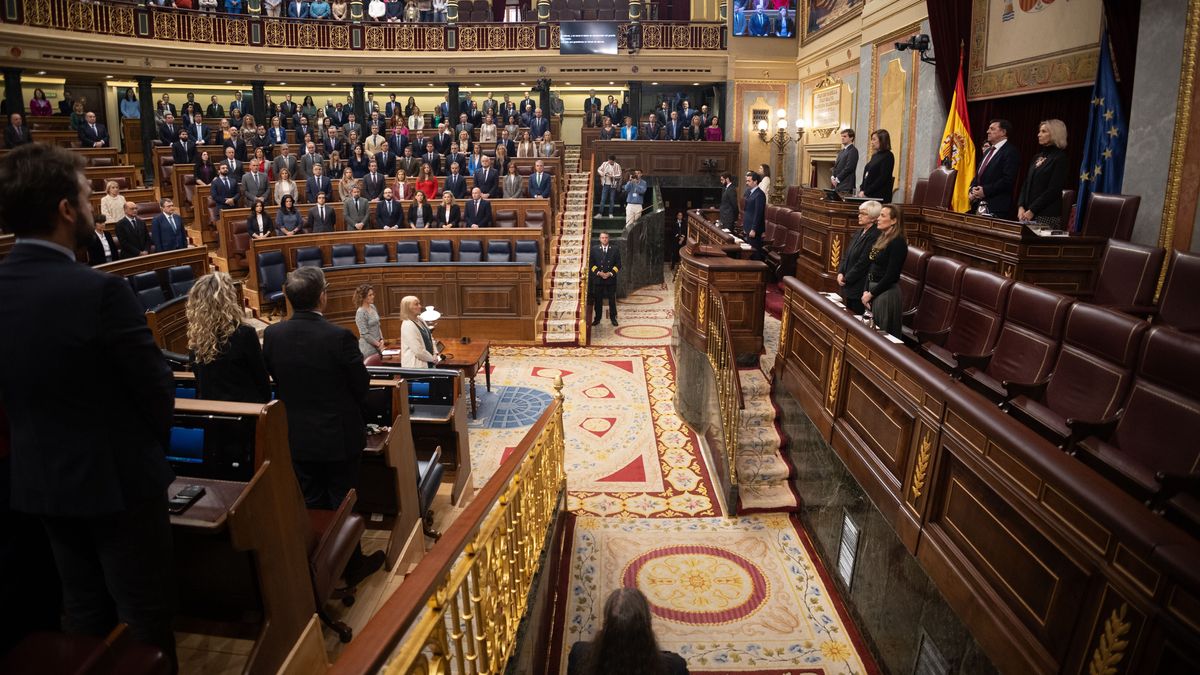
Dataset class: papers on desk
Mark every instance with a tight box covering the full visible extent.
[721,227,731,233]
[821,292,845,306]
[381,349,402,356]
[740,243,753,250]
[883,333,904,344]
[1029,226,1070,237]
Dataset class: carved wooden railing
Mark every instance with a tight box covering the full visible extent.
[329,378,566,675]
[2,0,725,51]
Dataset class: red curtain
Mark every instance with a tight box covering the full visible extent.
[925,0,1140,198]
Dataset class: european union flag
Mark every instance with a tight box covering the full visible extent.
[1073,29,1127,232]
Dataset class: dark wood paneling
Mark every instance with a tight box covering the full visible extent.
[592,140,740,176]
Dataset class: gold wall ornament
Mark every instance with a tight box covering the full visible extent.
[696,286,707,325]
[226,17,248,44]
[110,5,135,35]
[829,235,842,271]
[264,18,285,46]
[778,306,790,360]
[673,24,690,48]
[398,24,415,50]
[152,11,178,40]
[27,0,52,27]
[1088,603,1131,675]
[330,23,349,49]
[1158,0,1200,289]
[67,1,94,32]
[488,25,505,49]
[826,350,841,412]
[297,22,317,48]
[701,25,720,49]
[643,22,662,48]
[516,24,535,49]
[425,25,444,50]
[909,430,932,500]
[365,24,384,50]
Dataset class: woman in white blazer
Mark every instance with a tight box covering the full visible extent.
[399,295,441,369]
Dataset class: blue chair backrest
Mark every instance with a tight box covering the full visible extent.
[167,265,195,298]
[429,239,453,262]
[331,243,357,267]
[396,240,420,263]
[257,250,287,295]
[514,240,539,267]
[364,243,389,263]
[129,271,167,310]
[459,239,482,262]
[295,246,323,268]
[486,240,512,262]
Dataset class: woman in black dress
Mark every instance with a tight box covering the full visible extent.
[862,204,909,339]
[1017,119,1069,228]
[568,588,688,675]
[187,272,271,403]
[246,199,271,239]
[859,128,895,202]
[837,199,882,315]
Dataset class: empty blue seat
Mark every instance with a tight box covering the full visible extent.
[459,239,483,262]
[486,240,512,262]
[295,246,323,268]
[364,243,388,264]
[257,250,287,305]
[514,240,539,270]
[429,239,453,262]
[395,240,420,263]
[331,243,357,267]
[167,265,195,298]
[129,271,167,310]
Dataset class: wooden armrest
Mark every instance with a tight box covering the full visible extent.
[915,327,951,347]
[1002,378,1050,404]
[1064,411,1123,453]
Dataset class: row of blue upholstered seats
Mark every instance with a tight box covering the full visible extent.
[127,266,196,311]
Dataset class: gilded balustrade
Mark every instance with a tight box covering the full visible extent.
[2,0,725,52]
[704,289,740,491]
[329,378,565,675]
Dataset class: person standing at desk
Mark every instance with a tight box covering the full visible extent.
[1017,119,1069,228]
[187,272,271,403]
[968,119,1020,220]
[0,144,177,669]
[400,295,442,368]
[355,283,384,360]
[743,171,766,259]
[837,200,881,315]
[831,128,858,194]
[858,129,895,203]
[718,171,739,227]
[262,267,384,581]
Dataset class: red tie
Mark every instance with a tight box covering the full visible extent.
[978,146,997,175]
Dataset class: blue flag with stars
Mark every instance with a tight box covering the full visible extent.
[1073,29,1127,232]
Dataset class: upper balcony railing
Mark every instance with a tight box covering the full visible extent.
[1,0,726,52]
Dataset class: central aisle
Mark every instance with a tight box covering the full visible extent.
[464,270,877,674]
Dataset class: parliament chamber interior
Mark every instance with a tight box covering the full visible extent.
[2,0,1199,673]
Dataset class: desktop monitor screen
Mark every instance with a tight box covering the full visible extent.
[167,413,258,482]
[732,0,796,39]
[560,22,619,55]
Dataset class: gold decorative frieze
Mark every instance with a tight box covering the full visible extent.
[330,23,349,50]
[1087,603,1131,675]
[826,350,841,413]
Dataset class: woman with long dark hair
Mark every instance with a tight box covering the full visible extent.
[859,128,895,202]
[568,588,688,675]
[862,204,908,339]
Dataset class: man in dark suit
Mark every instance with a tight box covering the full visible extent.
[433,125,454,155]
[86,216,120,265]
[171,129,196,166]
[116,201,152,257]
[743,172,766,260]
[158,113,180,145]
[262,266,383,582]
[78,112,109,148]
[223,134,249,162]
[273,144,299,182]
[278,94,297,129]
[665,111,685,141]
[4,112,32,147]
[464,187,492,228]
[528,108,550,140]
[151,199,187,252]
[528,160,552,199]
[189,113,209,146]
[206,95,225,119]
[305,162,332,203]
[590,231,620,326]
[641,113,663,141]
[584,90,602,116]
[307,192,336,233]
[444,163,468,200]
[375,146,397,177]
[968,119,1021,220]
[361,160,386,201]
[473,156,499,198]
[605,97,623,125]
[211,163,241,212]
[399,146,422,178]
[422,141,443,176]
[718,172,739,227]
[0,144,177,668]
[831,128,859,194]
[323,128,346,159]
[374,188,403,229]
[387,127,409,157]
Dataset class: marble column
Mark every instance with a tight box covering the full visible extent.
[1124,1,1188,248]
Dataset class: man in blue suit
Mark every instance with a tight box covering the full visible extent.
[444,163,468,200]
[151,199,187,252]
[211,163,241,211]
[287,0,309,18]
[528,160,553,199]
[743,172,766,260]
[464,187,493,228]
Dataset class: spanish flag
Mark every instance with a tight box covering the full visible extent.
[938,50,976,213]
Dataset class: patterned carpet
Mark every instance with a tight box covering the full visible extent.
[466,345,719,518]
[553,514,877,675]
[589,279,676,347]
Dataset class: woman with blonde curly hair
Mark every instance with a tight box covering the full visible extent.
[187,272,271,402]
